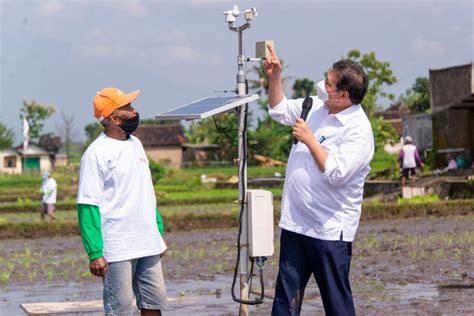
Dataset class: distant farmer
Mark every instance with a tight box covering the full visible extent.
[41,171,57,220]
[77,87,167,315]
[398,136,423,187]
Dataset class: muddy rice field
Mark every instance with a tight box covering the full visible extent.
[1,215,473,315]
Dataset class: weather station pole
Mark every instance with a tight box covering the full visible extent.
[223,5,258,315]
[157,6,273,314]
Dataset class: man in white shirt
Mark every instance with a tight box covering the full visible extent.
[77,87,167,315]
[264,45,374,315]
[41,171,57,220]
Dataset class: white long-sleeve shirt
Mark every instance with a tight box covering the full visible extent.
[269,96,374,242]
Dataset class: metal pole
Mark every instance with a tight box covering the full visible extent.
[236,28,249,316]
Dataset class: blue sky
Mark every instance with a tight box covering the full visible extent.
[1,0,472,143]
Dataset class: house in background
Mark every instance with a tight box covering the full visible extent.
[376,103,433,156]
[0,143,54,174]
[0,148,22,174]
[17,143,54,173]
[182,144,222,167]
[375,102,411,138]
[133,125,188,168]
[402,113,432,152]
[430,62,474,167]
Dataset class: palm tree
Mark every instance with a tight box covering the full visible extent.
[247,60,291,96]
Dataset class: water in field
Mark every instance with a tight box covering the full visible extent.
[1,216,473,315]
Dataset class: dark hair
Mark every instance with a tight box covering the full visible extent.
[100,118,110,127]
[331,59,368,105]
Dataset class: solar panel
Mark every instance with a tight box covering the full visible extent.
[155,94,259,121]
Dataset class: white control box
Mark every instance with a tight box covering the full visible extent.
[247,189,274,257]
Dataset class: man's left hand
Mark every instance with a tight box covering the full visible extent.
[293,118,315,146]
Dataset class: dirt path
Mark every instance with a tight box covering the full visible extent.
[1,215,473,315]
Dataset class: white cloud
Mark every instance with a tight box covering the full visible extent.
[38,0,65,16]
[208,52,225,65]
[155,29,187,43]
[412,36,446,57]
[451,25,465,33]
[166,44,200,61]
[113,1,147,17]
[78,43,147,63]
[190,0,230,5]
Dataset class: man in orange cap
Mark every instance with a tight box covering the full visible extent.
[77,87,167,315]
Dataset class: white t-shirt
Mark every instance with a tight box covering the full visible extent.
[269,96,374,242]
[402,144,417,169]
[42,178,57,204]
[77,132,166,263]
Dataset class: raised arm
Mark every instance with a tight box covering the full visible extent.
[264,44,284,108]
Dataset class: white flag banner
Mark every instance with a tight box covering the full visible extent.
[23,117,29,152]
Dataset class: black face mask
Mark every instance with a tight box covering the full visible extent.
[119,112,140,135]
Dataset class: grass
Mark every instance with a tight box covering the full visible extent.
[0,188,284,213]
[369,150,399,179]
[161,188,282,201]
[397,194,440,204]
[0,202,245,223]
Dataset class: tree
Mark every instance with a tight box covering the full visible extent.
[140,118,181,126]
[249,114,293,162]
[56,111,78,164]
[0,122,14,150]
[184,62,290,162]
[186,111,241,161]
[248,61,291,96]
[401,77,431,113]
[84,122,103,148]
[19,100,55,140]
[346,50,398,149]
[292,78,316,99]
[39,133,62,153]
[346,50,397,116]
[246,60,295,162]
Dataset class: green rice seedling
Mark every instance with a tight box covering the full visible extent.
[0,271,11,285]
[458,232,474,245]
[6,261,15,271]
[396,194,439,205]
[408,250,417,260]
[19,257,31,269]
[453,248,462,260]
[62,255,73,265]
[391,236,399,252]
[445,235,453,246]
[28,270,37,282]
[80,271,93,278]
[181,248,190,261]
[195,247,205,259]
[213,262,224,272]
[406,235,418,246]
[220,244,230,254]
[433,249,446,261]
[60,268,70,282]
[364,235,379,249]
[24,247,32,258]
[46,269,54,282]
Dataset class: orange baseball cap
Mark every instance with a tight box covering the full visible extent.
[93,87,140,121]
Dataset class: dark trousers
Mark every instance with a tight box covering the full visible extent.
[272,229,355,316]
